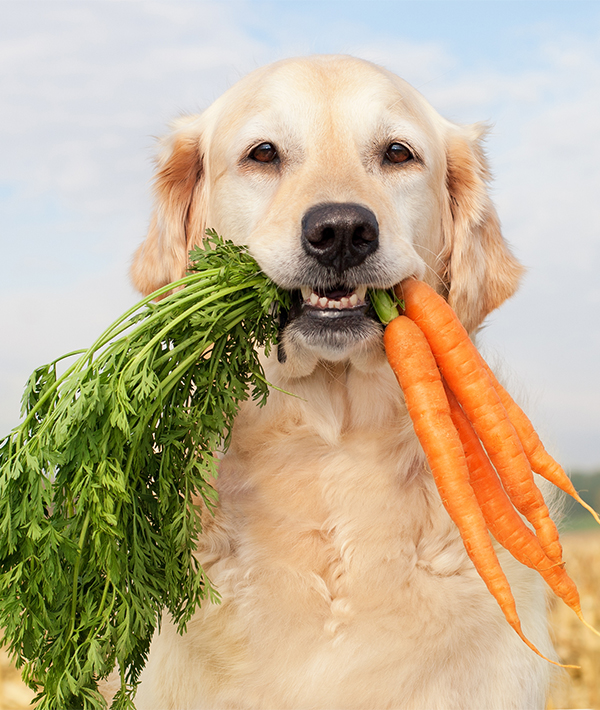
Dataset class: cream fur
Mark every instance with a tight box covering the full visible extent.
[103,55,556,709]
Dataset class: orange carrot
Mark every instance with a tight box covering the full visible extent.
[398,279,563,565]
[383,315,571,666]
[444,382,598,636]
[479,361,600,526]
[444,382,549,569]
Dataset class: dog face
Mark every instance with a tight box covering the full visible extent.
[132,55,523,372]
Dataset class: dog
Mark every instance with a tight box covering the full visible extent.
[106,55,557,709]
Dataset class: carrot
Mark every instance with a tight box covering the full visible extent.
[449,383,600,637]
[479,361,600,526]
[397,279,563,565]
[444,382,599,637]
[383,315,571,666]
[444,381,551,569]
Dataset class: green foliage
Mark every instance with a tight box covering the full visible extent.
[369,288,403,325]
[0,232,290,708]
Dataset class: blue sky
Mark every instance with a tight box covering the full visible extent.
[244,1,600,69]
[1,0,599,469]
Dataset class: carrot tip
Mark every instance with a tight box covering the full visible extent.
[514,626,579,668]
[577,612,600,638]
[522,640,579,669]
[575,495,600,526]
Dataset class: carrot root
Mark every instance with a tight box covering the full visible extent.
[578,614,600,639]
[518,635,579,669]
[574,496,600,526]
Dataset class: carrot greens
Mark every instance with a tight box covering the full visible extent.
[0,232,290,709]
[368,287,403,325]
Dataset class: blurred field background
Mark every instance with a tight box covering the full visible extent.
[1,473,599,709]
[548,472,600,710]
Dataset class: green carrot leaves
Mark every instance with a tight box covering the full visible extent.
[0,232,290,709]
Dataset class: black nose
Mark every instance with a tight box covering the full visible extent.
[301,203,379,275]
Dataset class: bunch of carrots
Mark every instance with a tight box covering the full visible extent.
[381,279,600,667]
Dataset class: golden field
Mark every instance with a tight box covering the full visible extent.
[1,531,599,710]
[548,530,600,709]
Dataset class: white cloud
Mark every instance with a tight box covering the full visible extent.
[0,2,269,211]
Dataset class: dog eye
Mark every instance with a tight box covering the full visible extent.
[384,143,414,165]
[250,142,278,163]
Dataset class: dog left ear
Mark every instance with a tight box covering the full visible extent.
[131,116,207,296]
[441,123,524,333]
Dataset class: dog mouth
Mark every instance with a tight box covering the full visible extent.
[278,282,382,362]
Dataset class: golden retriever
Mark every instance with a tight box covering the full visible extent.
[108,55,557,709]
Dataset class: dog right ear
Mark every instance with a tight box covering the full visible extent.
[131,116,207,296]
[440,123,524,333]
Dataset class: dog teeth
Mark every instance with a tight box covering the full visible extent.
[301,286,313,301]
[355,285,367,301]
[303,286,367,310]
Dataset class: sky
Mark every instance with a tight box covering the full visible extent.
[1,0,599,470]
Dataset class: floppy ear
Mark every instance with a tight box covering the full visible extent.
[131,116,207,295]
[441,123,524,333]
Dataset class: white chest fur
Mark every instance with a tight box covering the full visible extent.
[130,362,553,710]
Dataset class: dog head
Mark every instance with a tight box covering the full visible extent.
[132,55,523,376]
